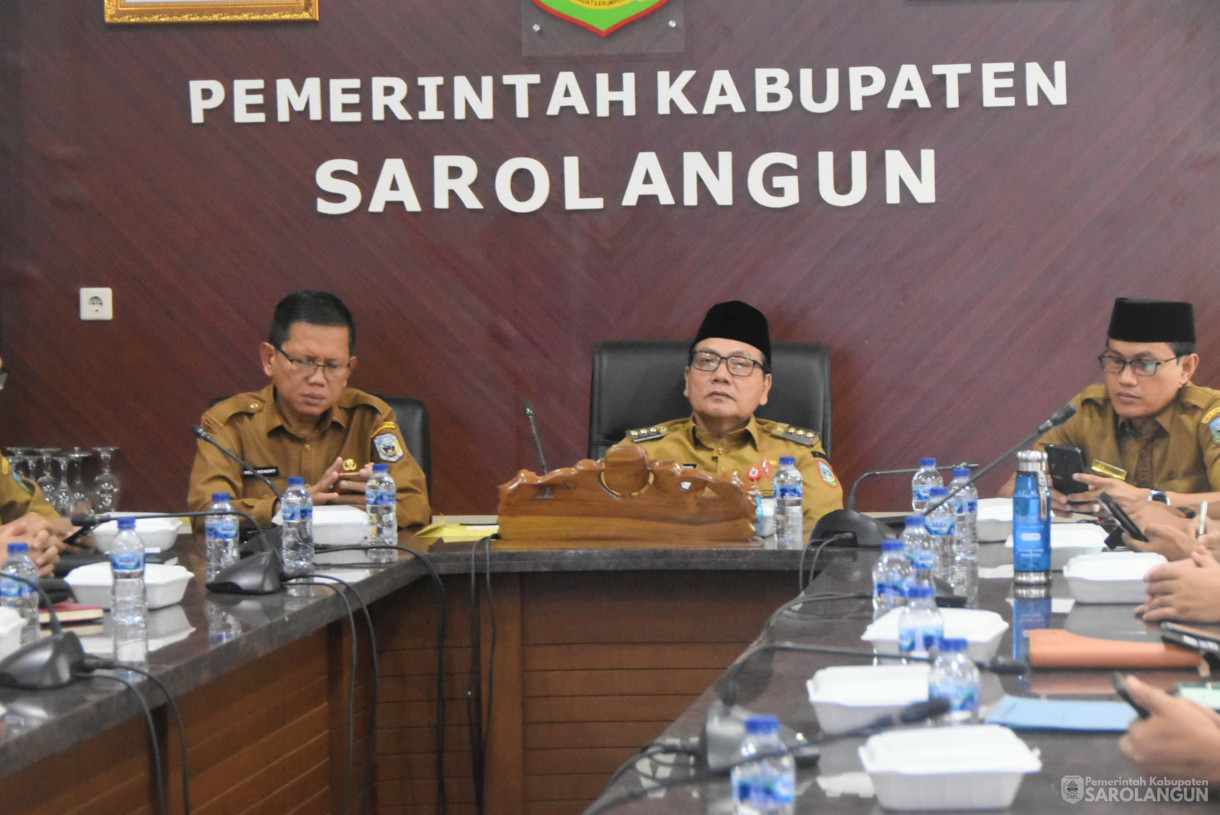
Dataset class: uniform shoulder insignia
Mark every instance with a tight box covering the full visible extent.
[766,422,819,447]
[209,393,264,423]
[626,425,667,443]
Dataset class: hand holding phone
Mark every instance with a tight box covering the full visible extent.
[1112,672,1151,719]
[1099,492,1148,543]
[1046,444,1089,495]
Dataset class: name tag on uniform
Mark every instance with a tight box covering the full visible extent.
[243,466,281,479]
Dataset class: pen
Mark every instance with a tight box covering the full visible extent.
[1197,500,1208,538]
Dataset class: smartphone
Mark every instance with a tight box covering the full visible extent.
[1098,492,1148,542]
[1160,622,1220,655]
[1111,672,1151,718]
[1046,444,1089,495]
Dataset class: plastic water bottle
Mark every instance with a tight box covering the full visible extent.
[205,491,240,580]
[872,539,913,619]
[1013,450,1051,585]
[949,468,979,565]
[928,637,980,723]
[901,516,936,589]
[281,476,315,577]
[897,584,943,658]
[911,458,941,512]
[1,543,39,644]
[773,457,804,550]
[924,486,957,580]
[110,517,146,626]
[730,714,795,815]
[366,463,398,564]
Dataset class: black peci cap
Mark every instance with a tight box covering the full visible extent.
[1107,297,1196,345]
[691,301,772,364]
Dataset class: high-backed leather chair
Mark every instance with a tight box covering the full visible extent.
[588,341,832,461]
[207,392,432,496]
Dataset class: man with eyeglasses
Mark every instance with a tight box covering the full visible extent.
[999,297,1220,519]
[187,291,429,527]
[622,301,843,528]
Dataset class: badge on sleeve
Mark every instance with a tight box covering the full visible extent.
[374,432,404,462]
[1205,407,1220,445]
[818,460,838,488]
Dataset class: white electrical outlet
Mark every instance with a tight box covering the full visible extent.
[80,287,114,321]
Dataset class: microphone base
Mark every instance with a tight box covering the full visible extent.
[0,632,86,689]
[206,551,285,595]
[698,700,819,771]
[812,509,897,549]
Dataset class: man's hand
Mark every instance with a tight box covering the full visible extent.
[1119,675,1220,785]
[1126,522,1199,560]
[1136,541,1220,622]
[0,515,62,577]
[308,457,344,505]
[1073,473,1148,510]
[1124,501,1193,535]
[332,463,375,507]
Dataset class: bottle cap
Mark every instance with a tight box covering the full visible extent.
[745,714,781,734]
[373,463,389,473]
[881,540,905,552]
[937,637,969,652]
[908,584,934,599]
[118,517,137,530]
[930,486,949,497]
[953,468,970,478]
[212,492,232,502]
[920,458,936,467]
[6,542,29,555]
[904,515,925,527]
[779,456,796,466]
[1016,450,1047,473]
[288,476,306,486]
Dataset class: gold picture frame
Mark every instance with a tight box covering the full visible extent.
[105,0,317,24]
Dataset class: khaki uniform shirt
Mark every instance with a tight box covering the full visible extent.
[187,384,430,528]
[620,416,843,528]
[0,454,58,524]
[1036,382,1220,493]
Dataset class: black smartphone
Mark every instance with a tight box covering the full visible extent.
[1111,672,1151,719]
[1046,443,1089,495]
[1098,492,1148,543]
[1160,622,1220,656]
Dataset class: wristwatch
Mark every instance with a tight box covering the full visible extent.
[1148,490,1170,505]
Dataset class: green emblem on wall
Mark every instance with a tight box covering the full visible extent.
[533,0,670,37]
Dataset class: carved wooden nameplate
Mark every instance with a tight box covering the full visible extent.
[496,443,756,548]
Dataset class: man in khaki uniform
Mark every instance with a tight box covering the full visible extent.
[1000,297,1220,521]
[621,301,843,529]
[187,291,429,528]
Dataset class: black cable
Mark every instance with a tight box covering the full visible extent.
[312,573,380,815]
[797,534,854,593]
[602,740,701,790]
[89,660,193,815]
[481,536,497,803]
[289,577,358,815]
[79,671,167,815]
[467,540,486,815]
[760,591,870,633]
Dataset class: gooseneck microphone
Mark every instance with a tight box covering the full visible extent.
[845,461,981,511]
[191,424,284,500]
[523,402,550,473]
[922,402,1078,517]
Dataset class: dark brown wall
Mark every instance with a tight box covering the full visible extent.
[3,1,1220,515]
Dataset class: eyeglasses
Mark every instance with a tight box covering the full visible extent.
[275,346,352,381]
[1097,353,1182,377]
[690,349,764,377]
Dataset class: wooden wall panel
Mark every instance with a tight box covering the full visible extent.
[3,2,1220,515]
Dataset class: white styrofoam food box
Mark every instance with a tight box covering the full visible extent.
[93,512,185,553]
[862,607,1009,661]
[0,606,23,661]
[806,664,931,734]
[65,562,193,609]
[1003,522,1109,570]
[859,724,1041,811]
[1063,551,1167,604]
[274,504,371,563]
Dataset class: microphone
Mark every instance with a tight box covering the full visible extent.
[523,402,550,473]
[923,402,1077,517]
[191,424,283,501]
[0,572,85,689]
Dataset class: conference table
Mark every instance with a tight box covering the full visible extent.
[582,542,1211,815]
[0,527,807,815]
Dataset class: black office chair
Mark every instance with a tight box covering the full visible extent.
[207,392,431,496]
[588,341,832,460]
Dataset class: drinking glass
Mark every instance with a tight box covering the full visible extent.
[34,448,60,498]
[67,448,94,514]
[93,447,122,513]
[51,454,73,514]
